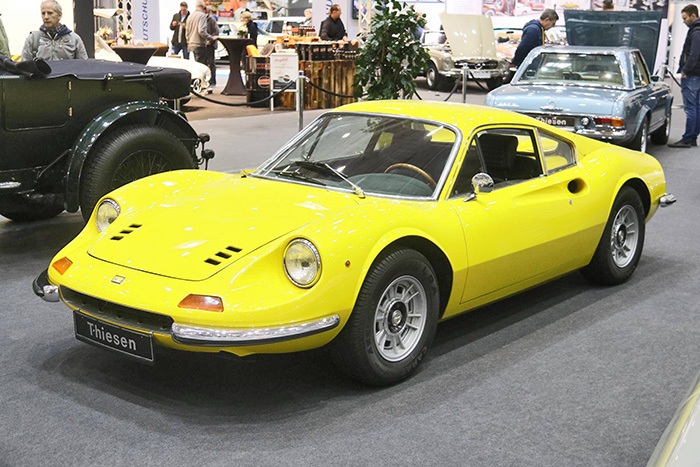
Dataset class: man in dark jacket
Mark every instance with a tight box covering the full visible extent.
[320,4,347,41]
[669,4,700,148]
[170,2,190,59]
[512,9,558,67]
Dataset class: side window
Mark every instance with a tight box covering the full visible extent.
[631,52,650,87]
[451,128,543,197]
[539,131,575,173]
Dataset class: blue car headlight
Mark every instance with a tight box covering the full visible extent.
[283,239,321,288]
[95,198,120,232]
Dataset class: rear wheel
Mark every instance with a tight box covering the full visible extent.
[650,112,671,145]
[330,249,439,386]
[79,125,195,221]
[629,118,649,152]
[581,187,645,285]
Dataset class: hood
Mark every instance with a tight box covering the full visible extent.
[488,85,626,115]
[439,12,498,60]
[88,175,359,281]
[564,10,662,73]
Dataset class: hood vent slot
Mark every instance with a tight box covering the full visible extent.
[110,224,142,241]
[205,245,242,266]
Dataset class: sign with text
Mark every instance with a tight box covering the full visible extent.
[132,0,160,43]
[270,53,299,92]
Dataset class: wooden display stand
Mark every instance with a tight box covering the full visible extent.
[277,60,357,110]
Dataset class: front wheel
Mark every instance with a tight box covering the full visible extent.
[580,187,645,285]
[330,249,439,386]
[485,76,504,91]
[426,62,443,91]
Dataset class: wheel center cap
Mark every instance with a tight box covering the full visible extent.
[616,225,627,246]
[390,309,403,327]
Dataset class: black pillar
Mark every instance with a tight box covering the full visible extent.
[73,0,95,58]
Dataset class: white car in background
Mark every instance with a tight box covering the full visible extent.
[94,35,211,93]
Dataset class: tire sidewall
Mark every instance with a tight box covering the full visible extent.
[355,249,439,384]
[593,187,646,284]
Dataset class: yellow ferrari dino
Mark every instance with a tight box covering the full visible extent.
[34,100,675,386]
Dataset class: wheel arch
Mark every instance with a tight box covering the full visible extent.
[621,177,651,218]
[63,102,199,212]
[370,235,453,319]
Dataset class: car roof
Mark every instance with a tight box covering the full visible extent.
[538,45,638,54]
[334,101,537,129]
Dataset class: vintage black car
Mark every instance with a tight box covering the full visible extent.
[0,57,212,222]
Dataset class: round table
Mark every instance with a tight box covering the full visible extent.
[218,37,254,95]
[111,46,158,65]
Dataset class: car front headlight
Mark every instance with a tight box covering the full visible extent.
[283,239,321,288]
[95,198,120,232]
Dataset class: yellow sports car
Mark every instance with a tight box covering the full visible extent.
[34,100,676,386]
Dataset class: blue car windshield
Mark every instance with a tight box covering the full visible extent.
[256,114,457,198]
[519,52,624,88]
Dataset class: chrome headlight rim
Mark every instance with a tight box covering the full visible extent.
[283,238,321,288]
[95,198,120,233]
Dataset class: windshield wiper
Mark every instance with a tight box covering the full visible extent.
[270,169,327,186]
[295,160,365,198]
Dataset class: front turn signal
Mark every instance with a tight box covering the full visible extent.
[178,294,224,312]
[51,257,73,275]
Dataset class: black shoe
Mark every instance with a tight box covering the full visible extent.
[668,139,693,148]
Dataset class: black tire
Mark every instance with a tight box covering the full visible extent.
[580,187,645,285]
[330,249,439,386]
[650,112,671,145]
[485,76,504,91]
[0,194,64,222]
[79,125,196,221]
[628,118,649,152]
[426,62,444,91]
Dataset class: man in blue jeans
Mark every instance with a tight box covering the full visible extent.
[669,4,700,148]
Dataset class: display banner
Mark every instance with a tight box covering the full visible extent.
[132,0,159,43]
[270,53,299,92]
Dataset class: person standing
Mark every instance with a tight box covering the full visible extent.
[512,9,558,67]
[0,12,10,57]
[21,0,88,61]
[240,11,258,45]
[204,5,220,90]
[669,4,700,148]
[170,2,190,59]
[186,0,217,69]
[319,4,348,42]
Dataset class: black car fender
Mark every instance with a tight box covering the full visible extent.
[63,101,200,212]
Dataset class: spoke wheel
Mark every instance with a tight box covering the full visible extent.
[581,187,645,285]
[374,275,427,362]
[330,249,439,386]
[609,205,639,269]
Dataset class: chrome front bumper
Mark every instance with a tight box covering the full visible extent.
[171,315,341,346]
[33,269,60,302]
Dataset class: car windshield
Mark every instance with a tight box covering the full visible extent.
[517,52,624,88]
[255,114,458,199]
[422,31,447,46]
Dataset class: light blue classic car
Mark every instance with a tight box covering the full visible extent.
[485,46,672,153]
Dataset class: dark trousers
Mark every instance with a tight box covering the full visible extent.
[171,42,189,60]
[205,45,216,85]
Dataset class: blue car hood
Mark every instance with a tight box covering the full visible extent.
[488,84,627,115]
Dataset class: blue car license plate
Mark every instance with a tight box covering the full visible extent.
[73,311,154,362]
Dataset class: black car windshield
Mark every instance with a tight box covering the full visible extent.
[518,52,624,88]
[255,114,458,198]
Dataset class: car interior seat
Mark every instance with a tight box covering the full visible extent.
[478,133,518,183]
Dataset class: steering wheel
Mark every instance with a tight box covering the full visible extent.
[384,163,437,189]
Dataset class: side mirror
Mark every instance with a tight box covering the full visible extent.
[464,173,494,201]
